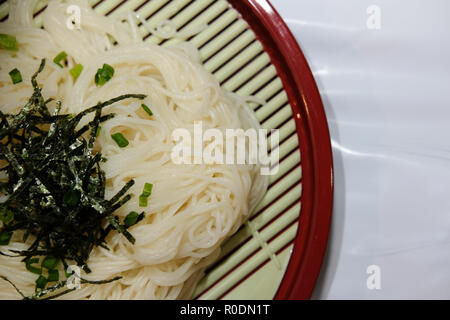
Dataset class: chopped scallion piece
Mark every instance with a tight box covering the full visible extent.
[35,275,47,290]
[42,256,59,270]
[124,211,139,227]
[9,68,22,84]
[95,63,114,86]
[142,183,153,197]
[0,33,18,51]
[25,258,42,275]
[141,104,153,117]
[70,63,83,80]
[96,126,102,138]
[48,269,59,282]
[111,133,129,148]
[139,195,148,207]
[0,231,13,246]
[53,51,68,68]
[138,182,152,207]
[124,211,145,228]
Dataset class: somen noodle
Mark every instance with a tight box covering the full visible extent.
[0,0,268,300]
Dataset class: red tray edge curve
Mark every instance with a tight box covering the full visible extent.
[227,0,334,299]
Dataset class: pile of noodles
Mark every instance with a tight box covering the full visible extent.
[0,0,268,299]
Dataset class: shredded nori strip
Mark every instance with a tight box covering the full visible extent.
[0,59,147,299]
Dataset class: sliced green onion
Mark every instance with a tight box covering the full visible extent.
[63,190,80,206]
[111,133,129,148]
[0,208,14,225]
[53,51,68,68]
[141,104,153,117]
[124,211,145,228]
[102,64,114,75]
[42,256,59,270]
[0,231,13,246]
[124,211,139,227]
[9,68,22,84]
[0,33,18,51]
[139,195,148,207]
[95,126,102,138]
[70,63,83,81]
[138,183,153,207]
[48,269,59,282]
[95,63,115,86]
[25,257,42,275]
[35,275,47,290]
[142,183,153,197]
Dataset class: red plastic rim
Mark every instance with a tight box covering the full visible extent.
[228,0,334,299]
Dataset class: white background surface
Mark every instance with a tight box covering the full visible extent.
[270,0,450,299]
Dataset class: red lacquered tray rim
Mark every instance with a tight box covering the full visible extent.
[228,0,334,299]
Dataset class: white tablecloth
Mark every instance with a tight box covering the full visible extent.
[271,0,450,299]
